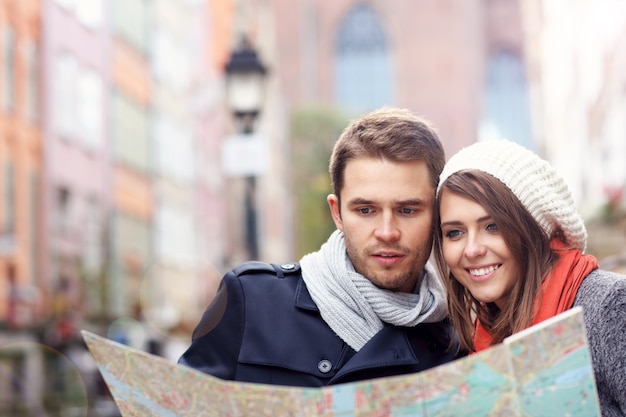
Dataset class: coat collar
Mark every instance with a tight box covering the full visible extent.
[294,277,320,311]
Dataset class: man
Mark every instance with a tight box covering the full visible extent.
[178,107,462,387]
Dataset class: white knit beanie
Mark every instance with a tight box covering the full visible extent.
[438,139,587,251]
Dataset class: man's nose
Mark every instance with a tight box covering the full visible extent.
[374,212,400,241]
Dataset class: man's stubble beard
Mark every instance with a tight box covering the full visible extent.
[344,236,432,292]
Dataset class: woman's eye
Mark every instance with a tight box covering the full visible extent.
[486,223,499,232]
[444,230,462,239]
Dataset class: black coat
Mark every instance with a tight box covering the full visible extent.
[178,261,464,387]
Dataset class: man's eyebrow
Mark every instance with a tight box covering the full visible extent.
[398,199,426,206]
[346,198,374,206]
[346,198,426,206]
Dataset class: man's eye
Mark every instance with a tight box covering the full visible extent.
[400,208,415,215]
[358,207,371,214]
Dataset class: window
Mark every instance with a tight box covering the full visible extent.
[77,69,104,149]
[54,0,74,10]
[3,161,15,233]
[29,171,40,285]
[152,29,191,93]
[155,204,195,265]
[55,0,103,29]
[83,197,104,275]
[75,0,103,29]
[334,4,394,114]
[24,41,39,122]
[53,53,78,140]
[53,53,104,148]
[82,196,105,315]
[56,186,72,232]
[2,25,15,111]
[111,212,151,314]
[112,0,148,53]
[112,91,150,172]
[479,51,533,149]
[154,114,194,182]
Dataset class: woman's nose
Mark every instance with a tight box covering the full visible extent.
[463,235,487,258]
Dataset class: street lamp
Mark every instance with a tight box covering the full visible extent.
[224,36,268,260]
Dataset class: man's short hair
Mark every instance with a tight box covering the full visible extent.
[329,107,445,198]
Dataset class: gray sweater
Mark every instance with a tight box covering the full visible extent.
[574,268,626,417]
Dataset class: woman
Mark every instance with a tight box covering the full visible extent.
[433,139,626,416]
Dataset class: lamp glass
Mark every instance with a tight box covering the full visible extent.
[226,71,264,114]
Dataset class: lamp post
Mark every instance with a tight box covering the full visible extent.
[224,36,268,260]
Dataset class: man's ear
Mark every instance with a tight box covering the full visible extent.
[327,194,343,231]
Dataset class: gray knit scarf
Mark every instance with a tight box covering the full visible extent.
[299,230,448,351]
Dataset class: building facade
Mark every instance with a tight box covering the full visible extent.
[521,0,626,213]
[0,0,233,412]
[262,0,624,212]
[0,0,45,410]
[0,0,623,413]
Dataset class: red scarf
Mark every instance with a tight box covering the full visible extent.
[473,238,598,352]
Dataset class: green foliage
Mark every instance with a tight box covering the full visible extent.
[289,105,349,258]
[600,186,624,223]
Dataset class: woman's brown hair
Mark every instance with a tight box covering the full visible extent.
[433,170,560,351]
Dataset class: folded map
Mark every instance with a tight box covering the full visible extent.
[82,306,601,416]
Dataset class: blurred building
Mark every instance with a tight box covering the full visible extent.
[0,0,45,412]
[37,0,233,334]
[0,0,288,338]
[0,0,41,328]
[220,0,293,266]
[521,0,626,215]
[144,0,224,340]
[262,0,625,212]
[1,0,238,412]
[0,0,623,413]
[41,0,110,343]
[266,0,532,155]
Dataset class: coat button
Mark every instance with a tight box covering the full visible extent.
[317,359,332,374]
[281,263,296,270]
